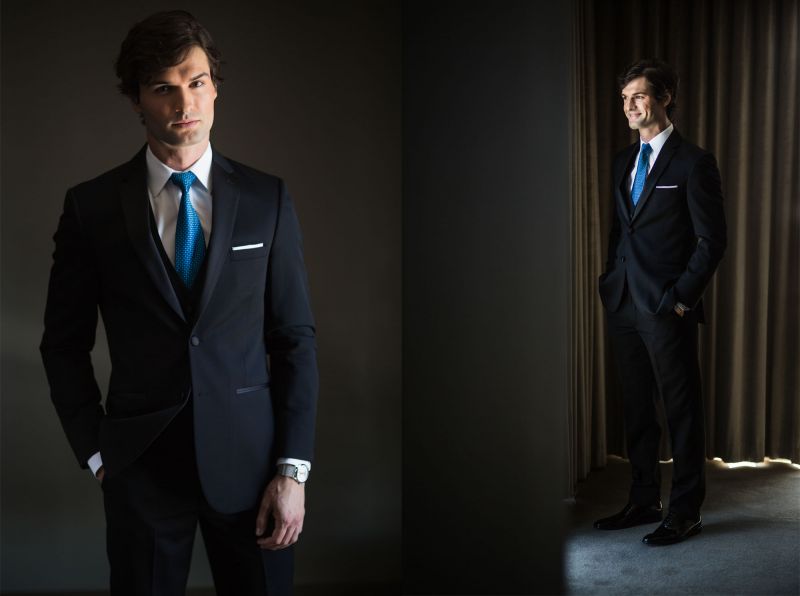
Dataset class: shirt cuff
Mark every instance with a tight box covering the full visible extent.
[88,452,103,477]
[277,457,311,473]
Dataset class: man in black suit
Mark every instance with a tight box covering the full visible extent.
[595,59,726,545]
[40,11,317,594]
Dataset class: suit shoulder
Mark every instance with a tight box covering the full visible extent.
[611,142,637,180]
[614,141,638,159]
[223,156,283,192]
[674,134,717,164]
[68,159,133,197]
[63,154,145,218]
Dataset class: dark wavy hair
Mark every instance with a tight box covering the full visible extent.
[618,58,678,119]
[115,10,223,103]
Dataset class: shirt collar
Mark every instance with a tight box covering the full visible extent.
[145,142,214,197]
[641,122,673,155]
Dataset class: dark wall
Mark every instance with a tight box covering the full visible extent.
[0,1,400,591]
[402,1,570,593]
[2,1,572,592]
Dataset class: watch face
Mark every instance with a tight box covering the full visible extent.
[296,465,309,482]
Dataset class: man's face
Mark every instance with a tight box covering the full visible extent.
[621,76,669,131]
[134,45,217,149]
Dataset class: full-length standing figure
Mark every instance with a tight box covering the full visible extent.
[595,59,726,545]
[40,11,318,594]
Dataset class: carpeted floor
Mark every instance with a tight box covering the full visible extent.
[9,461,796,595]
[565,456,800,595]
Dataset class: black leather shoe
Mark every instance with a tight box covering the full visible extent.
[593,501,663,530]
[642,511,702,545]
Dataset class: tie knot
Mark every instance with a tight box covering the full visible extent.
[640,143,652,158]
[170,171,197,194]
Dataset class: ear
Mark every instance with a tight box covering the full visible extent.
[131,99,142,114]
[662,92,672,108]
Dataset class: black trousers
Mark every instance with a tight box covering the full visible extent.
[101,403,292,596]
[607,291,706,517]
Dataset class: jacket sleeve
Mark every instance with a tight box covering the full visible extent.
[40,189,104,468]
[670,152,727,309]
[263,180,319,462]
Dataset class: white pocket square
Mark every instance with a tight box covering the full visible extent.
[232,243,264,251]
[655,185,678,189]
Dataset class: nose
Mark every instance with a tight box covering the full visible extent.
[174,87,194,115]
[626,97,636,111]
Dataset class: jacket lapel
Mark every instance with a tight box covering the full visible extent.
[631,131,682,221]
[615,143,638,220]
[119,147,186,321]
[195,151,240,322]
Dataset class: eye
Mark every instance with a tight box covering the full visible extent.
[154,85,170,95]
[190,80,205,88]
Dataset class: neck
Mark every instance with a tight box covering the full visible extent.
[639,118,671,143]
[147,136,208,171]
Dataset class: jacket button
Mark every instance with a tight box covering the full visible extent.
[191,336,200,346]
[620,256,626,263]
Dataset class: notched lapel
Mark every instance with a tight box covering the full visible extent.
[631,132,681,221]
[196,153,240,321]
[615,144,638,220]
[119,149,185,321]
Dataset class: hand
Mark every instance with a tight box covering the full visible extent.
[674,304,685,317]
[96,466,105,483]
[255,475,305,550]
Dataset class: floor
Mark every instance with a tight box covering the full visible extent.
[7,459,797,595]
[565,456,800,595]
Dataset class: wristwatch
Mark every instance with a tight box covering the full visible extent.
[277,463,310,484]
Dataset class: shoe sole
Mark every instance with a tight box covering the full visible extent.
[642,523,702,546]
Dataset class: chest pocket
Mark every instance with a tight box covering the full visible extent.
[230,242,268,261]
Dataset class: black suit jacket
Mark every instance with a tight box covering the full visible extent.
[41,147,318,514]
[598,131,727,321]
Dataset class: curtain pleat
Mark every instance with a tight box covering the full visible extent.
[570,0,800,491]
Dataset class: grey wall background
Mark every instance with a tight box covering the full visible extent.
[0,1,401,591]
[403,1,570,593]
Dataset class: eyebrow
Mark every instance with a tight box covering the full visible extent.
[148,72,210,87]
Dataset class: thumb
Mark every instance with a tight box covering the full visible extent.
[256,492,273,537]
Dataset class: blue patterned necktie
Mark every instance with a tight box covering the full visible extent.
[631,143,652,206]
[170,171,205,288]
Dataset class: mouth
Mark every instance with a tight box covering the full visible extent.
[172,120,200,128]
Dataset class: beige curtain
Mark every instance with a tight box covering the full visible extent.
[570,0,800,490]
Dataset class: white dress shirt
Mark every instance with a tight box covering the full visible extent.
[89,143,310,479]
[146,143,213,258]
[629,122,674,191]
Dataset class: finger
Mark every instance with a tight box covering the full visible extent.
[290,519,304,543]
[278,523,296,547]
[258,535,289,550]
[287,519,305,546]
[271,518,290,546]
[255,498,272,537]
[259,521,298,550]
[257,535,279,549]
